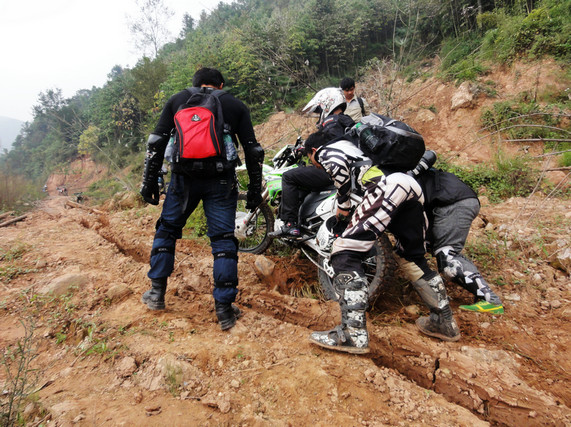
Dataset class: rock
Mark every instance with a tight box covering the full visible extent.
[106,284,132,303]
[549,246,571,274]
[145,406,161,416]
[416,108,436,123]
[73,414,86,423]
[479,195,490,206]
[254,255,275,277]
[504,293,521,302]
[404,305,421,316]
[23,402,40,419]
[253,255,288,292]
[38,273,89,297]
[117,191,140,209]
[50,401,77,418]
[451,82,474,110]
[133,390,144,404]
[201,392,231,414]
[116,356,138,378]
[551,300,562,309]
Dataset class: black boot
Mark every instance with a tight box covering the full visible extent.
[416,305,461,342]
[309,272,370,354]
[215,301,241,331]
[412,274,460,342]
[141,278,167,310]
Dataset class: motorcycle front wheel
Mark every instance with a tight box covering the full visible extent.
[235,192,275,254]
[317,234,395,309]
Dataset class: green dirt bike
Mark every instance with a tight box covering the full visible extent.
[234,137,395,307]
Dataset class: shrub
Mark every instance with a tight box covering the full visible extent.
[480,0,571,64]
[86,178,125,203]
[438,155,539,203]
[439,35,486,82]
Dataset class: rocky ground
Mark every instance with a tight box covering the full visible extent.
[1,59,570,426]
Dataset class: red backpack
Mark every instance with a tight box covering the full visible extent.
[173,87,231,172]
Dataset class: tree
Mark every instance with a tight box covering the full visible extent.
[180,13,195,38]
[128,0,175,59]
[78,126,100,157]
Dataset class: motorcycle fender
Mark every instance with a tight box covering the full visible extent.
[315,194,336,216]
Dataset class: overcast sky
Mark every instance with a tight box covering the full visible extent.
[0,0,226,123]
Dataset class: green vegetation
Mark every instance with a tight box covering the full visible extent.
[183,202,208,239]
[0,0,569,209]
[438,154,540,203]
[85,178,127,204]
[480,98,571,167]
[440,0,571,81]
[1,318,39,427]
[0,244,36,284]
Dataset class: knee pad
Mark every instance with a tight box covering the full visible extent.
[155,218,183,239]
[150,246,175,257]
[210,232,239,251]
[211,232,239,289]
[436,250,464,282]
[411,273,449,312]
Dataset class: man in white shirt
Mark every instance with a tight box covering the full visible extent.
[340,77,370,122]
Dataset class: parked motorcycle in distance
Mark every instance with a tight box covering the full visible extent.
[235,137,395,307]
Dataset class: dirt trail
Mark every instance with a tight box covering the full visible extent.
[1,59,570,426]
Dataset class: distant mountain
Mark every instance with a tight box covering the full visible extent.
[0,116,24,152]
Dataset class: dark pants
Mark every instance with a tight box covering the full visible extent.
[148,171,239,304]
[280,166,333,223]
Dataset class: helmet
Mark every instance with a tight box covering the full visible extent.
[302,88,346,126]
[316,216,349,252]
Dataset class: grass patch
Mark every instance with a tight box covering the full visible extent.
[0,244,36,284]
[85,178,126,204]
[438,154,540,203]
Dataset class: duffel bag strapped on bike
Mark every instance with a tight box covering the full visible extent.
[353,113,425,173]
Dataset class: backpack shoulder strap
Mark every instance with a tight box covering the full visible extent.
[210,89,226,98]
[357,97,365,116]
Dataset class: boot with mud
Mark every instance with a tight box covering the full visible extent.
[215,301,242,331]
[416,305,461,342]
[411,273,461,342]
[309,272,369,354]
[141,278,167,310]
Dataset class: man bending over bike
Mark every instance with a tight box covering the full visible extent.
[303,129,461,354]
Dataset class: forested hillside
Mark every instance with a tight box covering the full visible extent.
[0,0,569,206]
[0,2,570,425]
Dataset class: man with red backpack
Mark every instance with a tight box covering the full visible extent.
[139,68,264,330]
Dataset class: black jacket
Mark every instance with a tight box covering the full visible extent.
[320,113,355,140]
[154,88,257,147]
[416,168,478,213]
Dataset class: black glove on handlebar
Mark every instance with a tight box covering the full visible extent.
[245,188,263,210]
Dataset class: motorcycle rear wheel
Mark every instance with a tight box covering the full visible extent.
[318,234,395,309]
[236,192,274,254]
